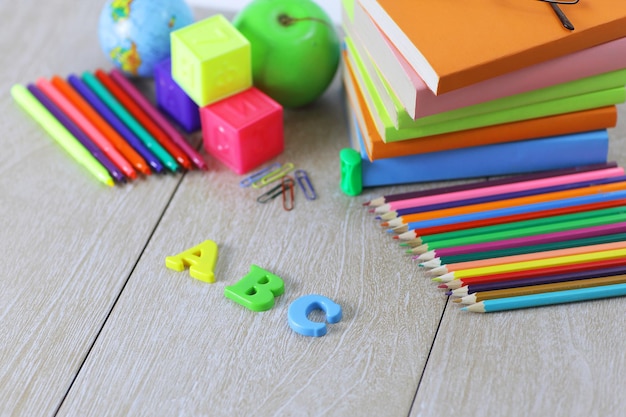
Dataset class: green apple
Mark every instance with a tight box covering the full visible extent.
[233,0,340,108]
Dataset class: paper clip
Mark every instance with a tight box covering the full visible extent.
[295,169,316,200]
[256,176,295,204]
[239,163,281,187]
[252,162,295,188]
[282,175,295,211]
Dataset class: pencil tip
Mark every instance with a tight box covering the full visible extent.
[392,235,399,240]
[460,307,468,311]
[445,290,452,296]
[380,222,389,227]
[437,284,447,289]
[452,298,461,303]
[363,201,370,206]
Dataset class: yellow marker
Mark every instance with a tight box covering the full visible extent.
[166,240,219,283]
[11,84,114,187]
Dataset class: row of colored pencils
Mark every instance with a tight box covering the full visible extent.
[364,162,626,313]
[11,68,207,186]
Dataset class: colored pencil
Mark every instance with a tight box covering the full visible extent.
[373,166,624,214]
[412,212,626,256]
[408,205,626,250]
[396,198,626,243]
[11,84,114,187]
[363,162,617,207]
[27,84,125,183]
[50,75,151,176]
[441,256,626,290]
[36,77,137,180]
[95,69,192,170]
[68,74,164,174]
[428,240,626,278]
[420,232,626,268]
[390,179,626,232]
[417,221,626,264]
[433,247,626,284]
[109,68,207,170]
[81,71,180,172]
[461,283,626,313]
[379,175,625,222]
[455,274,626,304]
[449,264,626,297]
[395,189,626,240]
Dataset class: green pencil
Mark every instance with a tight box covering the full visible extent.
[81,71,179,173]
[420,232,626,268]
[11,84,114,187]
[407,205,626,252]
[411,211,626,255]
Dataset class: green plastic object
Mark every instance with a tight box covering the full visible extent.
[340,148,362,196]
[224,265,285,311]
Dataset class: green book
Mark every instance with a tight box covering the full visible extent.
[345,36,626,143]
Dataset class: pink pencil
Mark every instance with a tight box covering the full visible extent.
[373,167,625,214]
[36,77,137,180]
[415,221,626,261]
[109,69,208,171]
[426,240,626,276]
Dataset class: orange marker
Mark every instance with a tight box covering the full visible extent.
[51,76,151,176]
[94,69,193,170]
[36,77,137,180]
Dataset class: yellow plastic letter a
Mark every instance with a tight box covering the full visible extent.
[165,240,218,283]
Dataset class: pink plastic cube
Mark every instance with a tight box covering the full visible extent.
[201,87,283,174]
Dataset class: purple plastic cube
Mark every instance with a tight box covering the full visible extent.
[154,58,201,133]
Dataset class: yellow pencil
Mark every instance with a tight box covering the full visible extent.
[434,247,626,283]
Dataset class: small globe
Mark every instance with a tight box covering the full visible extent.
[98,0,194,77]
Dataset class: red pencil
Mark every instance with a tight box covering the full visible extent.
[439,256,626,290]
[94,69,193,170]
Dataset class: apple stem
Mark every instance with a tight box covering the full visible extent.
[277,13,331,28]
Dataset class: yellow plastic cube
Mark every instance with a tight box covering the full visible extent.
[170,14,251,107]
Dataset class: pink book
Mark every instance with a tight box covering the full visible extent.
[353,1,626,120]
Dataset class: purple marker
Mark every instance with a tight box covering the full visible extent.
[67,74,164,173]
[27,83,125,183]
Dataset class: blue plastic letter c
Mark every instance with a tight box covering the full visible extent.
[288,294,343,337]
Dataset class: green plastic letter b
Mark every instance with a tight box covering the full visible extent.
[224,265,284,311]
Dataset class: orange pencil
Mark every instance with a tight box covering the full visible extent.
[94,69,192,170]
[35,77,137,180]
[51,76,151,176]
[390,180,626,233]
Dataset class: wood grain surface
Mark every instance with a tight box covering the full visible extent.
[1,2,625,417]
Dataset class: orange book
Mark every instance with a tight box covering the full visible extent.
[359,0,626,94]
[343,58,618,161]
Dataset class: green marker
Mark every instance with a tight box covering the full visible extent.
[11,84,114,187]
[81,71,180,173]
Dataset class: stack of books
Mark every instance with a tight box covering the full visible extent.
[341,0,626,188]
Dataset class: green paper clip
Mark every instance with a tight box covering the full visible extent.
[340,148,362,196]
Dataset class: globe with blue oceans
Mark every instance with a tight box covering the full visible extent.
[98,0,194,77]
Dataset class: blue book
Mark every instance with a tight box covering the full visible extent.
[346,106,609,188]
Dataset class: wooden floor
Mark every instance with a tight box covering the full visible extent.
[2,2,626,416]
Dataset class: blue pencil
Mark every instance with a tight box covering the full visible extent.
[461,282,626,313]
[67,74,164,174]
[395,189,626,236]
